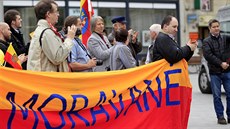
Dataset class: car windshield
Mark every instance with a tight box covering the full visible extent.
[220,21,230,36]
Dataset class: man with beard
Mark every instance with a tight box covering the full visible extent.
[0,22,27,68]
[4,9,29,69]
[60,16,97,72]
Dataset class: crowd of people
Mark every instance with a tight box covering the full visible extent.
[1,0,230,126]
[0,0,197,72]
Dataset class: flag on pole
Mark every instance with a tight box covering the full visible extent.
[80,0,94,46]
[4,43,22,69]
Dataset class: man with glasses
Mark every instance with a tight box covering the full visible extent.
[27,0,77,72]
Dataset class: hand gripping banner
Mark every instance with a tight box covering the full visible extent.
[0,59,192,129]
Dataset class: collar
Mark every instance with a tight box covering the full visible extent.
[151,39,155,45]
[44,20,64,42]
[160,30,175,40]
[14,28,19,33]
[211,33,220,38]
[10,27,20,34]
[94,31,103,38]
[116,42,125,45]
[0,39,9,46]
[210,33,220,39]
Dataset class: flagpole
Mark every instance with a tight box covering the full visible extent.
[88,0,92,17]
[3,61,6,67]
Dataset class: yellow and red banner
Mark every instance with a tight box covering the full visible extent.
[0,59,192,129]
[4,43,22,69]
[80,0,94,46]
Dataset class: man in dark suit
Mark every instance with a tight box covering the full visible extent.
[152,15,197,64]
[4,9,29,69]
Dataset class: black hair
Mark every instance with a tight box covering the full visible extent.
[161,15,174,29]
[208,19,220,28]
[34,0,57,20]
[4,9,20,26]
[115,29,128,43]
[63,16,80,32]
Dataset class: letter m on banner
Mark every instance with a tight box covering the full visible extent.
[80,0,94,46]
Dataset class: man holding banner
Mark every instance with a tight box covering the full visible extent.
[152,15,197,64]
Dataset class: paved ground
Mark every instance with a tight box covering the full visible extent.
[188,73,230,129]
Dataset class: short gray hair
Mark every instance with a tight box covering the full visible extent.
[149,24,161,34]
[90,16,104,32]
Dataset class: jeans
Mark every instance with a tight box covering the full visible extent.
[210,72,230,119]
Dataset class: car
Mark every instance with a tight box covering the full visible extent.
[198,56,212,94]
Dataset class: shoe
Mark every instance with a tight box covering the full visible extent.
[218,117,227,124]
[228,118,230,123]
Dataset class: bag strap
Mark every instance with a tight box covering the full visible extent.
[39,28,61,72]
[39,28,51,47]
[74,38,92,59]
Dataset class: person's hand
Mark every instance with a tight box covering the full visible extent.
[18,54,27,64]
[221,62,229,70]
[87,58,97,68]
[128,29,138,43]
[187,40,198,51]
[66,25,77,40]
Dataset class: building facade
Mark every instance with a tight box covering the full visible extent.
[180,0,230,49]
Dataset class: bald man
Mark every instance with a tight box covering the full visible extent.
[0,22,12,53]
[0,22,27,67]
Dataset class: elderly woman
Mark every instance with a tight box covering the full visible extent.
[110,29,136,70]
[87,16,112,72]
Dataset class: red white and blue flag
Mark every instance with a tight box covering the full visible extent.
[80,0,94,46]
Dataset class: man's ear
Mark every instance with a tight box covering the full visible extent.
[11,20,16,26]
[46,11,50,18]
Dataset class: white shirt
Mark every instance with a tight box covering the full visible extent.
[145,40,155,64]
